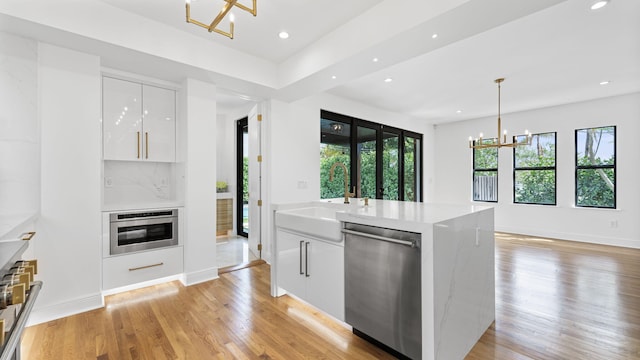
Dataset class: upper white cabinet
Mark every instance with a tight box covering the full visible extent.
[102,77,176,162]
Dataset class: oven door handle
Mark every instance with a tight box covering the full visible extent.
[112,217,176,227]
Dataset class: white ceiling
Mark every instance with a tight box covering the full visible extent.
[329,0,640,123]
[98,0,384,63]
[2,0,639,124]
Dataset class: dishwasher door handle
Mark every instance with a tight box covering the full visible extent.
[341,229,417,248]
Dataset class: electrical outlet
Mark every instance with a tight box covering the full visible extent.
[610,220,618,228]
[297,180,308,189]
[105,177,113,188]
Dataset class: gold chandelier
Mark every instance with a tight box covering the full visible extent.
[185,0,257,39]
[469,78,532,149]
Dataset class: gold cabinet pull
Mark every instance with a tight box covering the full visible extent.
[129,262,163,272]
[137,131,141,159]
[145,132,149,159]
[20,231,36,241]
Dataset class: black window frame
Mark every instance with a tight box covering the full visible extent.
[472,138,499,203]
[575,125,616,209]
[320,110,423,202]
[512,132,557,206]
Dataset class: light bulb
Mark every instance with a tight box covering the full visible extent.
[229,13,235,23]
[278,31,289,39]
[590,0,609,10]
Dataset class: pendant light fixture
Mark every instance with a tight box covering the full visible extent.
[185,0,257,39]
[469,78,532,149]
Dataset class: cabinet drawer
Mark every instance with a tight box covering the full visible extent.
[103,246,183,290]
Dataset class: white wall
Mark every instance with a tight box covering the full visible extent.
[433,93,640,248]
[0,33,40,239]
[215,114,233,192]
[31,43,103,323]
[181,78,218,285]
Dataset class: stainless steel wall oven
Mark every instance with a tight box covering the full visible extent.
[109,209,178,255]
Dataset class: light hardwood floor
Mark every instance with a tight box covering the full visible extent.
[22,233,640,359]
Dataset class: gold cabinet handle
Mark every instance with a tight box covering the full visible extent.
[21,231,36,241]
[129,262,163,272]
[145,132,149,159]
[137,131,141,159]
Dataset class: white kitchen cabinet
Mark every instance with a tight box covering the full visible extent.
[276,229,345,321]
[102,77,176,162]
[102,245,183,290]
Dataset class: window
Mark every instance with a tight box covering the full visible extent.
[320,116,351,200]
[403,134,421,201]
[473,139,498,202]
[513,132,556,205]
[320,110,423,201]
[575,126,616,208]
[382,130,400,200]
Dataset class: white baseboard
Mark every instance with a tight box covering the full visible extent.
[27,293,104,326]
[182,267,219,286]
[496,226,640,249]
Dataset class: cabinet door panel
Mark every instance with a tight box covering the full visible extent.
[103,77,142,160]
[142,85,175,162]
[306,239,345,321]
[276,230,306,297]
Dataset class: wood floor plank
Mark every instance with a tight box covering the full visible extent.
[21,233,640,359]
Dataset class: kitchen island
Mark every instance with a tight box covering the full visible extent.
[272,199,495,360]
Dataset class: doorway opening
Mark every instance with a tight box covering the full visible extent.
[216,115,263,273]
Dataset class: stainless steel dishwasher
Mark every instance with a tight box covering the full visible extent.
[343,222,421,360]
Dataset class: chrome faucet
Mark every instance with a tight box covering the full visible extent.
[329,162,355,204]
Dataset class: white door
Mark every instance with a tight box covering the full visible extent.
[142,84,176,162]
[247,104,261,259]
[102,77,142,160]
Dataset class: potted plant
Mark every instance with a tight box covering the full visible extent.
[216,181,228,193]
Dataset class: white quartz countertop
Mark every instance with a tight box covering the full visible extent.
[0,212,38,240]
[336,200,492,232]
[274,198,493,233]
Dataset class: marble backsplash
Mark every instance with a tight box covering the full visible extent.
[103,160,178,208]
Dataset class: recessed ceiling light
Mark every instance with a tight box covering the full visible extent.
[432,33,438,39]
[384,78,393,83]
[590,0,609,10]
[372,57,379,62]
[331,75,337,80]
[599,80,611,85]
[456,110,462,114]
[278,31,289,39]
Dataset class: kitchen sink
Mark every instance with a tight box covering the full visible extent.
[275,206,342,242]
